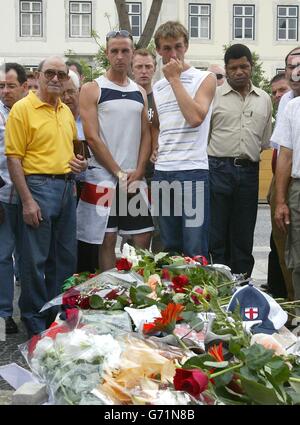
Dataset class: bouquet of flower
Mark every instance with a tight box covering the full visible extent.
[19,322,123,405]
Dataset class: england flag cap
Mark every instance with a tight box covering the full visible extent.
[227,283,288,334]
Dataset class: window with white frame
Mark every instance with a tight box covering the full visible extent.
[69,1,92,38]
[277,6,298,41]
[189,3,211,39]
[20,1,43,37]
[126,3,142,37]
[233,4,255,40]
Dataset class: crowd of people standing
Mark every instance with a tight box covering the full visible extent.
[0,20,299,338]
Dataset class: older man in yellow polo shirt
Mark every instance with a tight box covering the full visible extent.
[5,56,86,337]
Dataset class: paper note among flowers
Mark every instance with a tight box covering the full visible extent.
[124,305,161,330]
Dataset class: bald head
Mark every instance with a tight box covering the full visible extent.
[208,64,225,86]
[38,56,68,73]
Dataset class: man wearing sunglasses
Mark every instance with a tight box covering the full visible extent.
[207,64,225,87]
[5,56,86,337]
[77,30,153,271]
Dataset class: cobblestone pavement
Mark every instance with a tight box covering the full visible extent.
[0,285,29,395]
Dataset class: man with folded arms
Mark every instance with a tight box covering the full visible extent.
[5,57,86,337]
[208,44,272,277]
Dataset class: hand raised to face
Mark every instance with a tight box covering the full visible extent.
[162,58,184,82]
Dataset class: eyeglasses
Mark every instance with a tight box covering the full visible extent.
[215,73,225,80]
[106,30,133,42]
[41,69,69,81]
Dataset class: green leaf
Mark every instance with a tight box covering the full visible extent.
[239,366,258,381]
[183,354,212,369]
[204,361,229,368]
[154,252,168,263]
[181,311,195,322]
[285,387,300,404]
[189,318,204,332]
[89,295,104,309]
[229,338,243,356]
[239,376,282,405]
[116,295,130,307]
[214,386,250,405]
[242,344,274,371]
[265,358,290,384]
[214,371,234,388]
[110,301,124,310]
[129,286,138,305]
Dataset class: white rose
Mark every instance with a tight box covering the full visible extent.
[33,336,54,360]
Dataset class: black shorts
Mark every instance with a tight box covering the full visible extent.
[106,185,154,235]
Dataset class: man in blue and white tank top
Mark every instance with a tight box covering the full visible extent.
[77,30,154,271]
[151,21,216,258]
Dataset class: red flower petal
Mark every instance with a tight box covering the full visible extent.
[116,258,132,271]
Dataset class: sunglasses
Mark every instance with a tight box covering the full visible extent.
[106,30,133,41]
[41,69,69,81]
[216,73,225,80]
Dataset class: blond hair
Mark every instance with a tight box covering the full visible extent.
[133,48,157,67]
[154,21,189,49]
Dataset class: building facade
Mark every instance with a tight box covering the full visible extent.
[0,0,299,77]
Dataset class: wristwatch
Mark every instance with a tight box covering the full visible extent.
[116,170,127,182]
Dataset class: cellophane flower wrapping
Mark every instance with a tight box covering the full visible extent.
[40,268,144,312]
[18,311,132,405]
[19,320,213,405]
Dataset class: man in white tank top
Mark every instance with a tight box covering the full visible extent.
[151,21,216,258]
[77,30,153,271]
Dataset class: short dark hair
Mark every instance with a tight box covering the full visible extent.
[133,48,157,67]
[270,73,286,85]
[284,46,300,66]
[65,60,83,76]
[224,44,253,66]
[4,63,27,84]
[26,71,36,79]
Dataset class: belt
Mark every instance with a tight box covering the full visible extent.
[27,173,75,180]
[209,156,258,167]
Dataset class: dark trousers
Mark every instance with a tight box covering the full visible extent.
[77,240,99,273]
[209,157,259,277]
[267,233,287,298]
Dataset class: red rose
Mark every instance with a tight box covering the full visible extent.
[88,273,97,279]
[62,288,80,307]
[161,269,171,281]
[116,258,132,271]
[172,274,189,293]
[190,286,204,305]
[104,289,119,300]
[173,368,209,398]
[193,255,208,266]
[78,297,90,309]
[65,308,79,328]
